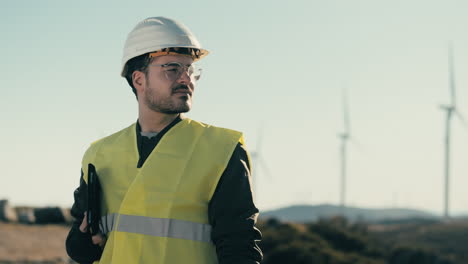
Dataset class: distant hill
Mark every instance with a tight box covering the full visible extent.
[260,204,438,223]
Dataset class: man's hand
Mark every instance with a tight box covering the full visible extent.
[80,212,107,248]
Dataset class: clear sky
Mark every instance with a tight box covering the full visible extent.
[2,1,468,216]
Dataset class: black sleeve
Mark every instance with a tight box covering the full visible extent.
[65,170,102,264]
[209,143,263,264]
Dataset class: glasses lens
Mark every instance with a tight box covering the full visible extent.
[161,63,202,81]
[162,63,182,81]
[191,65,202,81]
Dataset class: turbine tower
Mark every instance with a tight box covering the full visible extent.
[338,88,350,210]
[250,128,272,200]
[440,44,463,219]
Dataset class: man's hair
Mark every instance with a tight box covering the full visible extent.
[124,53,153,99]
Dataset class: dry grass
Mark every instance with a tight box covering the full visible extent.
[0,222,74,264]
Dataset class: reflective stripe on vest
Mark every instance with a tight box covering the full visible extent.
[100,213,212,243]
[99,213,117,235]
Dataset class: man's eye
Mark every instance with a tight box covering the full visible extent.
[164,63,181,67]
[163,65,181,71]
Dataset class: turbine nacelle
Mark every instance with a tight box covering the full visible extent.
[338,133,350,140]
[439,104,455,112]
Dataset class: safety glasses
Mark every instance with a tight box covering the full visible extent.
[149,62,202,81]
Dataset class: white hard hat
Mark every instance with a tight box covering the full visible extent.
[121,17,209,77]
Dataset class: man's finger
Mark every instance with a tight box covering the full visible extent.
[92,234,107,248]
[79,212,88,233]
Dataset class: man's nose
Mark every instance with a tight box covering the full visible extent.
[177,68,192,84]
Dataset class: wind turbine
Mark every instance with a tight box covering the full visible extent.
[439,44,465,219]
[250,127,272,200]
[338,88,351,211]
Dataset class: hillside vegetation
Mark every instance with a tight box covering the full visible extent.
[258,217,466,264]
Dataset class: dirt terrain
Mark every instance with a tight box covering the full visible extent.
[0,222,74,264]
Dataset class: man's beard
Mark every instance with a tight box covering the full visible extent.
[144,84,192,114]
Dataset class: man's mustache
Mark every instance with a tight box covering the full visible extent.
[172,85,191,93]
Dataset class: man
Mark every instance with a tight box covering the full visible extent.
[65,17,263,264]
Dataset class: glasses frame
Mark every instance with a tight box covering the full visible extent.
[149,62,202,82]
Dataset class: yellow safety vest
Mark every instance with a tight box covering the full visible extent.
[81,118,244,264]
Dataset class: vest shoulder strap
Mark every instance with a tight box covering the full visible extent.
[82,123,136,183]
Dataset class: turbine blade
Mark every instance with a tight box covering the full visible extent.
[256,127,264,152]
[250,151,258,160]
[349,136,366,155]
[455,111,468,132]
[258,157,273,179]
[343,87,351,135]
[448,43,456,108]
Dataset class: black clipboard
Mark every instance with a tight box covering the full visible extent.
[87,163,101,236]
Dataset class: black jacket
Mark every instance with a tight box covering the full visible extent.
[65,117,263,264]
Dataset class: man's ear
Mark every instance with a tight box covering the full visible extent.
[132,71,146,94]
